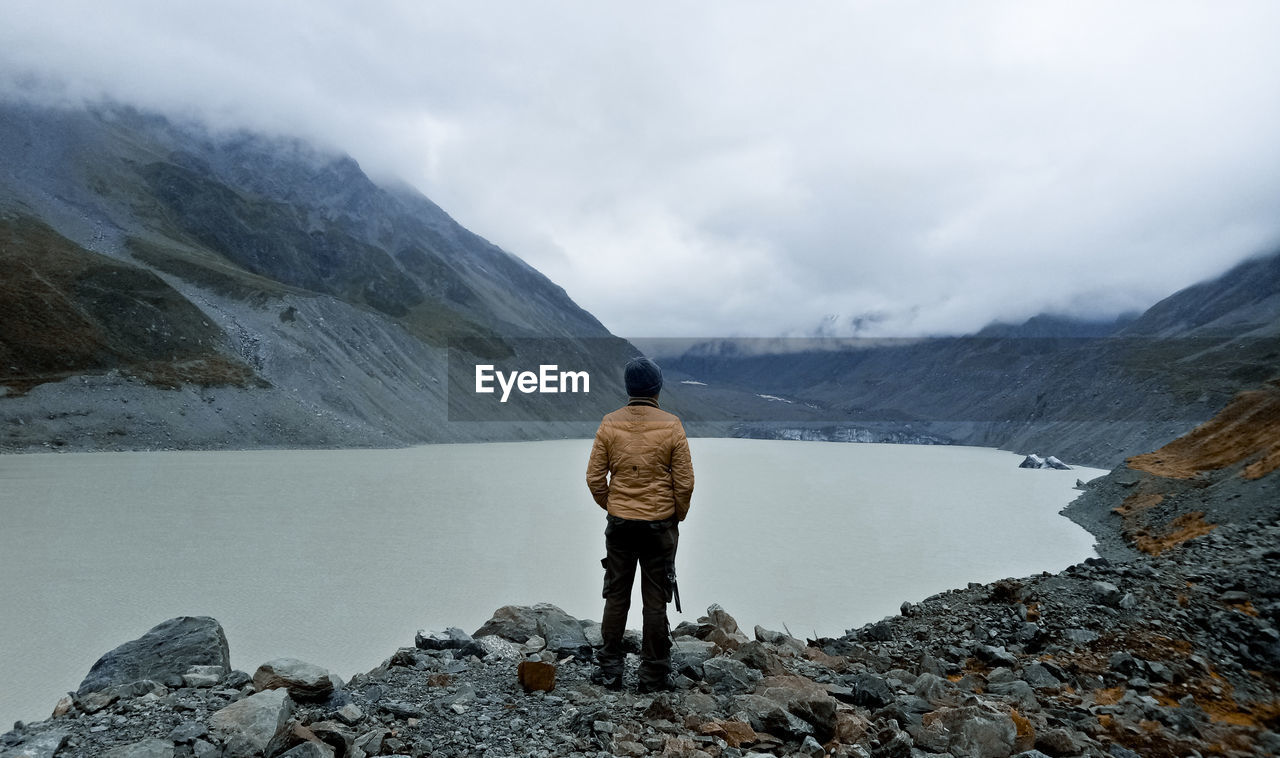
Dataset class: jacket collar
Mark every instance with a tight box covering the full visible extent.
[626,396,660,408]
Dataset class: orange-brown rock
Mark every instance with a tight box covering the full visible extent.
[516,660,556,693]
[698,719,758,748]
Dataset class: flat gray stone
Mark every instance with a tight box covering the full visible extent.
[1063,628,1099,645]
[103,739,175,758]
[277,743,334,758]
[334,703,364,725]
[167,721,208,744]
[1021,663,1063,690]
[2,731,70,758]
[182,672,221,688]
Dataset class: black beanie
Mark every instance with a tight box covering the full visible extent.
[624,357,663,398]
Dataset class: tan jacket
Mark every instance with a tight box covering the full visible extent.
[586,398,694,521]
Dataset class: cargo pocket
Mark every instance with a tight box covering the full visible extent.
[601,557,611,599]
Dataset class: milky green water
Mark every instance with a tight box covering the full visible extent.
[0,439,1102,727]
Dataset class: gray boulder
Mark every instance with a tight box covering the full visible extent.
[988,679,1039,710]
[307,721,355,756]
[1091,581,1122,606]
[1021,662,1063,690]
[581,622,604,648]
[73,679,167,714]
[1,731,70,758]
[334,704,364,726]
[1019,454,1046,469]
[799,735,825,758]
[473,604,593,661]
[873,721,914,758]
[1108,651,1141,677]
[914,705,1017,758]
[1035,727,1087,756]
[182,665,224,688]
[754,625,807,656]
[757,677,839,743]
[277,744,334,758]
[415,627,487,659]
[167,722,209,744]
[974,644,1019,668]
[103,739,174,758]
[839,672,895,710]
[253,658,336,701]
[1062,628,1099,645]
[77,617,230,695]
[353,728,390,756]
[913,672,958,705]
[670,638,717,680]
[208,687,294,758]
[731,640,788,676]
[703,657,763,694]
[864,620,894,641]
[753,625,791,645]
[733,694,813,740]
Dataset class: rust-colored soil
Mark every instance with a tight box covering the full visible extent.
[1009,708,1035,752]
[1111,492,1217,555]
[1093,686,1126,705]
[1132,512,1217,555]
[1076,638,1280,757]
[1112,492,1164,519]
[1128,384,1280,480]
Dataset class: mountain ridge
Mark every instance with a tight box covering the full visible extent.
[2,101,1277,463]
[0,101,636,451]
[660,249,1280,466]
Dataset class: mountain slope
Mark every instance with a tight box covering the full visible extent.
[0,216,256,394]
[660,251,1280,466]
[0,102,635,450]
[1121,252,1280,338]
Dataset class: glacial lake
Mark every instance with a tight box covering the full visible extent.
[0,439,1103,727]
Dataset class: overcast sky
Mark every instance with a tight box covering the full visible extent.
[4,1,1279,338]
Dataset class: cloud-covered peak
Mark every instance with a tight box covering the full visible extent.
[4,1,1278,338]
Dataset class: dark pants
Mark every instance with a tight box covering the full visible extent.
[598,514,678,685]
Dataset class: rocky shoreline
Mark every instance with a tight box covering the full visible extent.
[4,394,1279,758]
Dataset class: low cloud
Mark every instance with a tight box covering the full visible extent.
[4,1,1278,337]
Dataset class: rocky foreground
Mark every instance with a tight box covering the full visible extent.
[4,388,1280,758]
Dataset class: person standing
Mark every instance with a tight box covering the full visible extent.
[585,356,694,691]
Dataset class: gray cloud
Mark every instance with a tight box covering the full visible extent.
[3,0,1278,338]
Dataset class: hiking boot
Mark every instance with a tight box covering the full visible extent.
[590,668,623,691]
[636,674,675,693]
